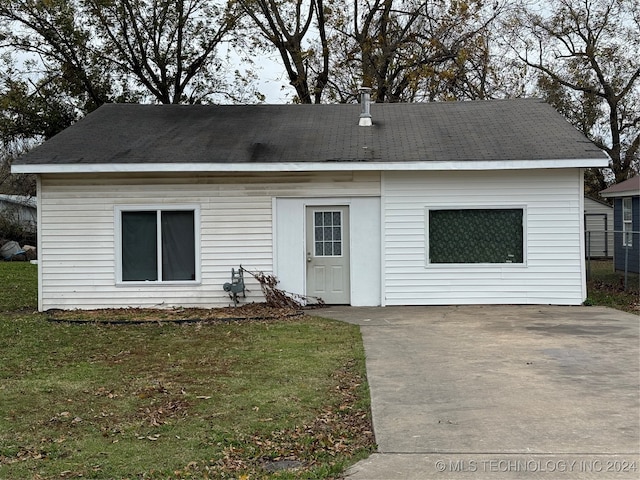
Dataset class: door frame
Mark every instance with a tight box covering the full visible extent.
[305,204,351,304]
[273,196,381,307]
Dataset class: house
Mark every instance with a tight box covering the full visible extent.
[600,177,640,273]
[12,98,609,311]
[584,196,614,258]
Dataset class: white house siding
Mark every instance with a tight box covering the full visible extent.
[584,197,614,258]
[382,169,586,305]
[38,172,380,311]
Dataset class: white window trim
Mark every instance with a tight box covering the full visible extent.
[622,198,632,247]
[115,205,201,285]
[425,205,528,268]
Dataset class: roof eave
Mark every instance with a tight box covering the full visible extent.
[12,158,610,175]
[600,190,638,198]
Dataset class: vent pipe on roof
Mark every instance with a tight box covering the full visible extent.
[359,87,372,127]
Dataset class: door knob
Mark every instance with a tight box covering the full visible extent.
[307,253,312,262]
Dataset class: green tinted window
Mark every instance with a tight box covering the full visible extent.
[429,209,523,264]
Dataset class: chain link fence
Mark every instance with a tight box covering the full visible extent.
[585,229,640,290]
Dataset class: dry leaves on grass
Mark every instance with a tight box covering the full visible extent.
[589,280,640,311]
[140,361,374,478]
[46,303,304,324]
[138,398,190,427]
[207,360,375,477]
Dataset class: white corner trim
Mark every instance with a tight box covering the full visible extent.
[36,175,43,312]
[12,158,609,174]
[578,169,587,302]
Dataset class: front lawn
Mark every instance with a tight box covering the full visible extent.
[1,261,38,312]
[0,263,375,479]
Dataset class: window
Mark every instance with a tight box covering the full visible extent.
[313,210,343,256]
[428,208,524,264]
[623,198,632,247]
[117,207,198,283]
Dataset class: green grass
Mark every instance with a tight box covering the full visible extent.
[586,259,640,313]
[0,262,38,312]
[0,263,375,479]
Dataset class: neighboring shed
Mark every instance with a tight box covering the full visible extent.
[600,177,640,274]
[584,196,614,258]
[12,98,609,311]
[0,194,37,233]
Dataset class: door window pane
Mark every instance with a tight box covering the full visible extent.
[313,210,343,257]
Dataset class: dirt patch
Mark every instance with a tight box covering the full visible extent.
[46,303,308,324]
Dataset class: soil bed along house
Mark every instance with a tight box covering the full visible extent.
[46,303,304,323]
[12,98,609,311]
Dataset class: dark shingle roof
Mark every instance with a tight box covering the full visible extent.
[14,98,607,167]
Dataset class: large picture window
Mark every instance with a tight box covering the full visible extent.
[118,207,198,282]
[428,208,524,264]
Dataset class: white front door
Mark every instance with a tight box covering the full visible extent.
[305,206,350,304]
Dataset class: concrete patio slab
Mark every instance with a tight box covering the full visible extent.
[321,305,640,479]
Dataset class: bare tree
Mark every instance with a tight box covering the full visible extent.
[325,0,506,103]
[84,0,242,104]
[0,0,243,106]
[510,0,639,194]
[237,0,330,104]
[0,0,112,110]
[0,0,247,194]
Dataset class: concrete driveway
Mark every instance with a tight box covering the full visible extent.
[321,305,640,479]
